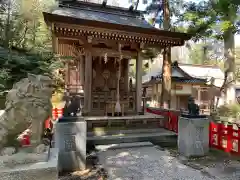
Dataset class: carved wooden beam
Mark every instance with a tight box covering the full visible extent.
[54,23,183,46]
[58,38,138,58]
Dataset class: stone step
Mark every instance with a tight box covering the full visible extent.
[87,128,176,145]
[95,142,154,151]
[87,128,165,137]
[85,115,164,130]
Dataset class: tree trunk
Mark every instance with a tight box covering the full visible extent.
[160,0,171,109]
[4,0,11,49]
[223,30,235,104]
[161,47,172,108]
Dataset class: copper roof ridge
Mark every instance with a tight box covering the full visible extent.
[58,1,145,18]
[60,0,145,12]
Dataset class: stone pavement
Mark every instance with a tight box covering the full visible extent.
[199,160,240,180]
[96,142,239,180]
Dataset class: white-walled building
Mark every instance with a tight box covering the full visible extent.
[143,62,225,113]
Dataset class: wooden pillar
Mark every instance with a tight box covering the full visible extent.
[136,52,142,114]
[79,56,84,93]
[198,89,201,104]
[125,59,129,92]
[84,51,92,115]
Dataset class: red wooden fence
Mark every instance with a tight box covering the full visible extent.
[209,122,240,155]
[44,108,64,129]
[146,107,240,155]
[52,108,64,120]
[146,107,179,133]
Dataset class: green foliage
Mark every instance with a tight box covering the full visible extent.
[188,42,224,67]
[178,0,239,104]
[216,103,240,118]
[145,0,186,31]
[142,48,160,61]
[0,0,62,94]
[188,43,207,65]
[0,68,10,89]
[0,46,64,90]
[177,0,239,41]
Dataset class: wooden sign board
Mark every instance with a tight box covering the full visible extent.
[175,85,183,90]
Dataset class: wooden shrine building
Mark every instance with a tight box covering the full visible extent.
[43,0,191,116]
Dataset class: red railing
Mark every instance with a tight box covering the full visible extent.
[209,122,240,155]
[44,108,63,129]
[52,108,64,120]
[146,107,179,133]
[146,107,240,155]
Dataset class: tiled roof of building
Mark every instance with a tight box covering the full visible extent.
[178,63,224,80]
[142,62,222,86]
[178,63,224,87]
[143,76,206,86]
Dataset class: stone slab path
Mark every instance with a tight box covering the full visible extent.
[96,142,238,180]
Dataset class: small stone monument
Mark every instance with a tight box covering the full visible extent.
[0,74,58,180]
[55,116,86,172]
[178,96,209,157]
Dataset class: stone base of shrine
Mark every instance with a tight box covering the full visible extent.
[0,148,59,180]
[85,114,164,130]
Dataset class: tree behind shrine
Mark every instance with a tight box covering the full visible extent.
[177,0,240,104]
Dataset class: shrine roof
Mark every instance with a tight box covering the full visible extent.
[142,76,206,87]
[50,6,153,30]
[43,1,192,45]
[50,1,153,29]
[142,61,208,86]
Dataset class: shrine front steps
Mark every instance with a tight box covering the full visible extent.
[88,128,168,136]
[87,128,176,145]
[85,114,167,131]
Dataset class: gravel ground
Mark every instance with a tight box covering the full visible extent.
[58,141,240,180]
[96,143,216,180]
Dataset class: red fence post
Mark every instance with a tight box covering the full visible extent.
[209,122,213,147]
[168,111,173,131]
[238,126,240,155]
[217,123,223,150]
[230,124,240,155]
[171,111,179,133]
[163,110,168,129]
[226,124,233,153]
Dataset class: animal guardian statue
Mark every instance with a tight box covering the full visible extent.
[0,74,54,151]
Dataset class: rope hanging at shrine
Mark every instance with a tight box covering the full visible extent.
[115,43,122,113]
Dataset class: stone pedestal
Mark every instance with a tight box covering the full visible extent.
[55,117,86,172]
[0,148,58,180]
[178,115,209,157]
